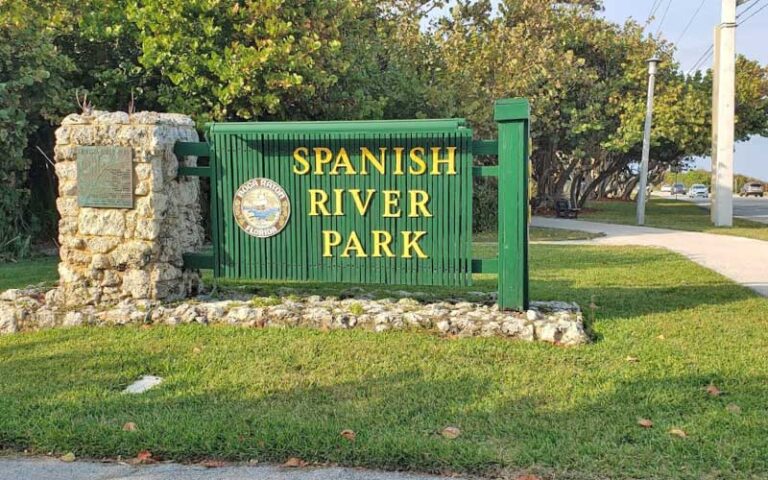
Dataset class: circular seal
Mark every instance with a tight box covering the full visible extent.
[233,178,291,238]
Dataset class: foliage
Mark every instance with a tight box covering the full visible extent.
[2,0,768,250]
[0,2,72,259]
[122,0,341,122]
[661,169,713,188]
[472,178,498,232]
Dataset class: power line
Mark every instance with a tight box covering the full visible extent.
[686,0,764,75]
[737,0,762,19]
[675,0,707,45]
[738,0,768,24]
[687,45,714,75]
[647,0,663,23]
[655,0,673,35]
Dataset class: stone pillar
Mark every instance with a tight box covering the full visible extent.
[52,111,204,306]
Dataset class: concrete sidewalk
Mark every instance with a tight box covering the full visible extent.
[532,217,768,297]
[0,457,469,480]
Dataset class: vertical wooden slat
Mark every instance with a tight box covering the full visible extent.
[256,133,265,281]
[425,135,433,285]
[223,132,232,278]
[465,131,473,286]
[234,133,243,278]
[278,132,287,280]
[207,126,222,278]
[264,133,273,280]
[288,132,297,280]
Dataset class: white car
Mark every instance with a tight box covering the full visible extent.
[740,182,764,197]
[687,184,709,198]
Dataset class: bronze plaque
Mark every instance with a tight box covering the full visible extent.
[76,146,134,208]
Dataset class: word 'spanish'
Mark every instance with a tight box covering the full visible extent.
[293,146,457,176]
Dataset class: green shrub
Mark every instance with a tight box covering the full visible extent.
[0,4,72,259]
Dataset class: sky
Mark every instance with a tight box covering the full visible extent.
[601,0,768,180]
[427,1,768,180]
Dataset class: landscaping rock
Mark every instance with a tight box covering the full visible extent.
[0,287,590,345]
[0,304,18,334]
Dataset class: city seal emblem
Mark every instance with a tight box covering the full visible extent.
[233,178,291,238]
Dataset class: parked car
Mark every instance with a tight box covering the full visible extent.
[660,184,672,193]
[687,184,709,198]
[740,182,765,197]
[670,183,686,195]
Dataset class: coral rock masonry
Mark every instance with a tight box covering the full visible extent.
[0,287,590,345]
[52,111,204,306]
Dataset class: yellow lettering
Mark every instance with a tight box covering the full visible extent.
[409,147,427,175]
[341,231,367,258]
[371,230,395,257]
[401,231,428,259]
[313,147,333,174]
[348,189,376,215]
[382,190,401,217]
[329,147,356,175]
[408,190,432,217]
[292,147,310,175]
[360,147,386,175]
[322,230,342,257]
[393,147,405,175]
[308,189,331,216]
[431,147,457,175]
[333,189,344,215]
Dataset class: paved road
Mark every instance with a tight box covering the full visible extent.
[532,217,768,297]
[675,195,768,224]
[0,457,470,480]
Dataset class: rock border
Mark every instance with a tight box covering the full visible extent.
[0,286,589,346]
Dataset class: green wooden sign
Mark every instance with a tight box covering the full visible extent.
[177,98,529,310]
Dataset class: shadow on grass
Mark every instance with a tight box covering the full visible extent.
[530,245,759,322]
[0,332,765,478]
[531,279,756,323]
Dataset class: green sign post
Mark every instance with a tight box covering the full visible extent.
[176,98,529,310]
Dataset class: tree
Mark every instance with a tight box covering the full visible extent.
[119,0,346,122]
[0,1,72,258]
[427,0,767,215]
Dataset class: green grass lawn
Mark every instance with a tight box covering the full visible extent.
[581,198,768,242]
[0,256,59,291]
[1,246,767,479]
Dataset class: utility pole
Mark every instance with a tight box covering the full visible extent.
[711,0,736,227]
[637,57,661,226]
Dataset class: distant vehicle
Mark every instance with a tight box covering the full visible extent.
[687,184,709,198]
[670,183,686,195]
[660,184,672,193]
[740,182,765,197]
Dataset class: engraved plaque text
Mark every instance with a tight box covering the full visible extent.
[76,146,133,208]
